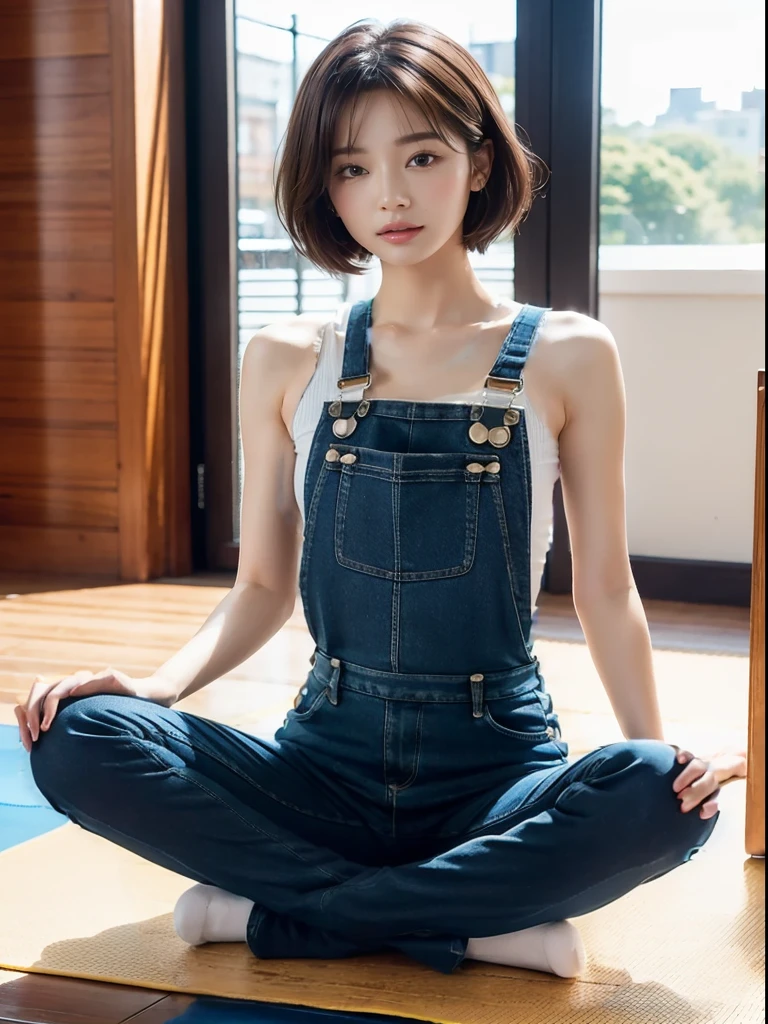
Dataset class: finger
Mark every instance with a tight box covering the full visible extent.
[40,678,90,730]
[42,671,117,730]
[14,704,31,754]
[26,679,57,743]
[673,760,708,793]
[700,798,719,819]
[36,670,93,734]
[69,669,114,695]
[680,777,719,812]
[675,748,695,765]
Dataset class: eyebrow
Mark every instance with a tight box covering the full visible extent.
[330,131,442,159]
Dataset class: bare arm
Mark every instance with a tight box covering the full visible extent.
[154,329,306,703]
[556,316,665,741]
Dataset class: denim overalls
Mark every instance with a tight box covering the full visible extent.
[30,300,718,976]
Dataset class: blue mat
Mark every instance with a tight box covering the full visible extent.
[0,725,421,1023]
[0,724,67,852]
[161,998,424,1022]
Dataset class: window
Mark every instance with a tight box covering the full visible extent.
[600,0,764,265]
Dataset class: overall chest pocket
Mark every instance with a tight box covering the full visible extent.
[330,447,484,581]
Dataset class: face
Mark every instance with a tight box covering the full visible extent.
[326,89,492,265]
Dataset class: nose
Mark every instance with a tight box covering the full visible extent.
[379,194,411,213]
[377,165,411,212]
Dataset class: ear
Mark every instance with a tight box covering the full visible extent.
[471,139,494,190]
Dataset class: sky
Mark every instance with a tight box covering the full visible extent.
[236,0,765,127]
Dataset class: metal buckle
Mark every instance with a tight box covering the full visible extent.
[483,375,523,394]
[337,374,371,391]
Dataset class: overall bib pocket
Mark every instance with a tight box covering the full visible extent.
[329,446,487,581]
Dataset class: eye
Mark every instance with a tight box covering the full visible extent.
[336,164,366,179]
[335,152,439,179]
[409,152,438,168]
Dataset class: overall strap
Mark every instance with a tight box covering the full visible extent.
[336,299,552,403]
[336,299,373,403]
[484,304,552,396]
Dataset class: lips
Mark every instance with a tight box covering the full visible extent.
[377,223,422,234]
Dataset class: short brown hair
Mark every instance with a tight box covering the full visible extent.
[274,19,547,277]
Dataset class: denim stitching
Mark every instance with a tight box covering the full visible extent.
[141,719,358,827]
[332,466,470,482]
[74,732,349,882]
[517,413,534,641]
[299,461,330,640]
[312,655,540,687]
[334,466,480,581]
[390,576,401,673]
[61,800,233,885]
[289,687,328,721]
[383,700,392,793]
[248,905,268,952]
[391,453,401,670]
[389,704,424,792]
[489,482,533,660]
[458,788,563,836]
[482,704,552,742]
[166,766,346,882]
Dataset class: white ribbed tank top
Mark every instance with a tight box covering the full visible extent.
[290,302,561,615]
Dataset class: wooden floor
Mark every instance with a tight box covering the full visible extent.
[0,574,755,1024]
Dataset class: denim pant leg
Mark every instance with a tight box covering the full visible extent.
[270,740,718,968]
[30,693,460,964]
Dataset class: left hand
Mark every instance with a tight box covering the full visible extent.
[671,746,747,819]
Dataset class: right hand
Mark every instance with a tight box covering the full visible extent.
[14,668,180,753]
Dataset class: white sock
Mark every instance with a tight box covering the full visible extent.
[465,920,586,977]
[173,883,255,945]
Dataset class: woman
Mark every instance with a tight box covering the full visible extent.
[18,20,746,978]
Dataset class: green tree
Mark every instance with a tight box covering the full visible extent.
[601,130,764,244]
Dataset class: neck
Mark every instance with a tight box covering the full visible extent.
[372,245,501,333]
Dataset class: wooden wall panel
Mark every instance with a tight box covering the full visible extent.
[0,353,115,405]
[0,486,118,529]
[0,526,118,575]
[0,260,114,301]
[0,54,110,98]
[0,210,113,261]
[0,425,117,486]
[0,302,114,350]
[0,0,190,580]
[0,9,109,61]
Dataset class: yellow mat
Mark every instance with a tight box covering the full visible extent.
[0,782,763,1024]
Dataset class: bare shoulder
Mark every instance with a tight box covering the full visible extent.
[536,310,617,374]
[522,310,618,439]
[241,313,333,427]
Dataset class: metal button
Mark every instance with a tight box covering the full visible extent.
[470,673,484,682]
[333,417,357,438]
[546,726,556,738]
[325,448,340,462]
[466,463,485,474]
[468,422,489,444]
[340,453,357,464]
[485,461,501,474]
[488,425,511,448]
[330,657,340,668]
[503,408,521,426]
